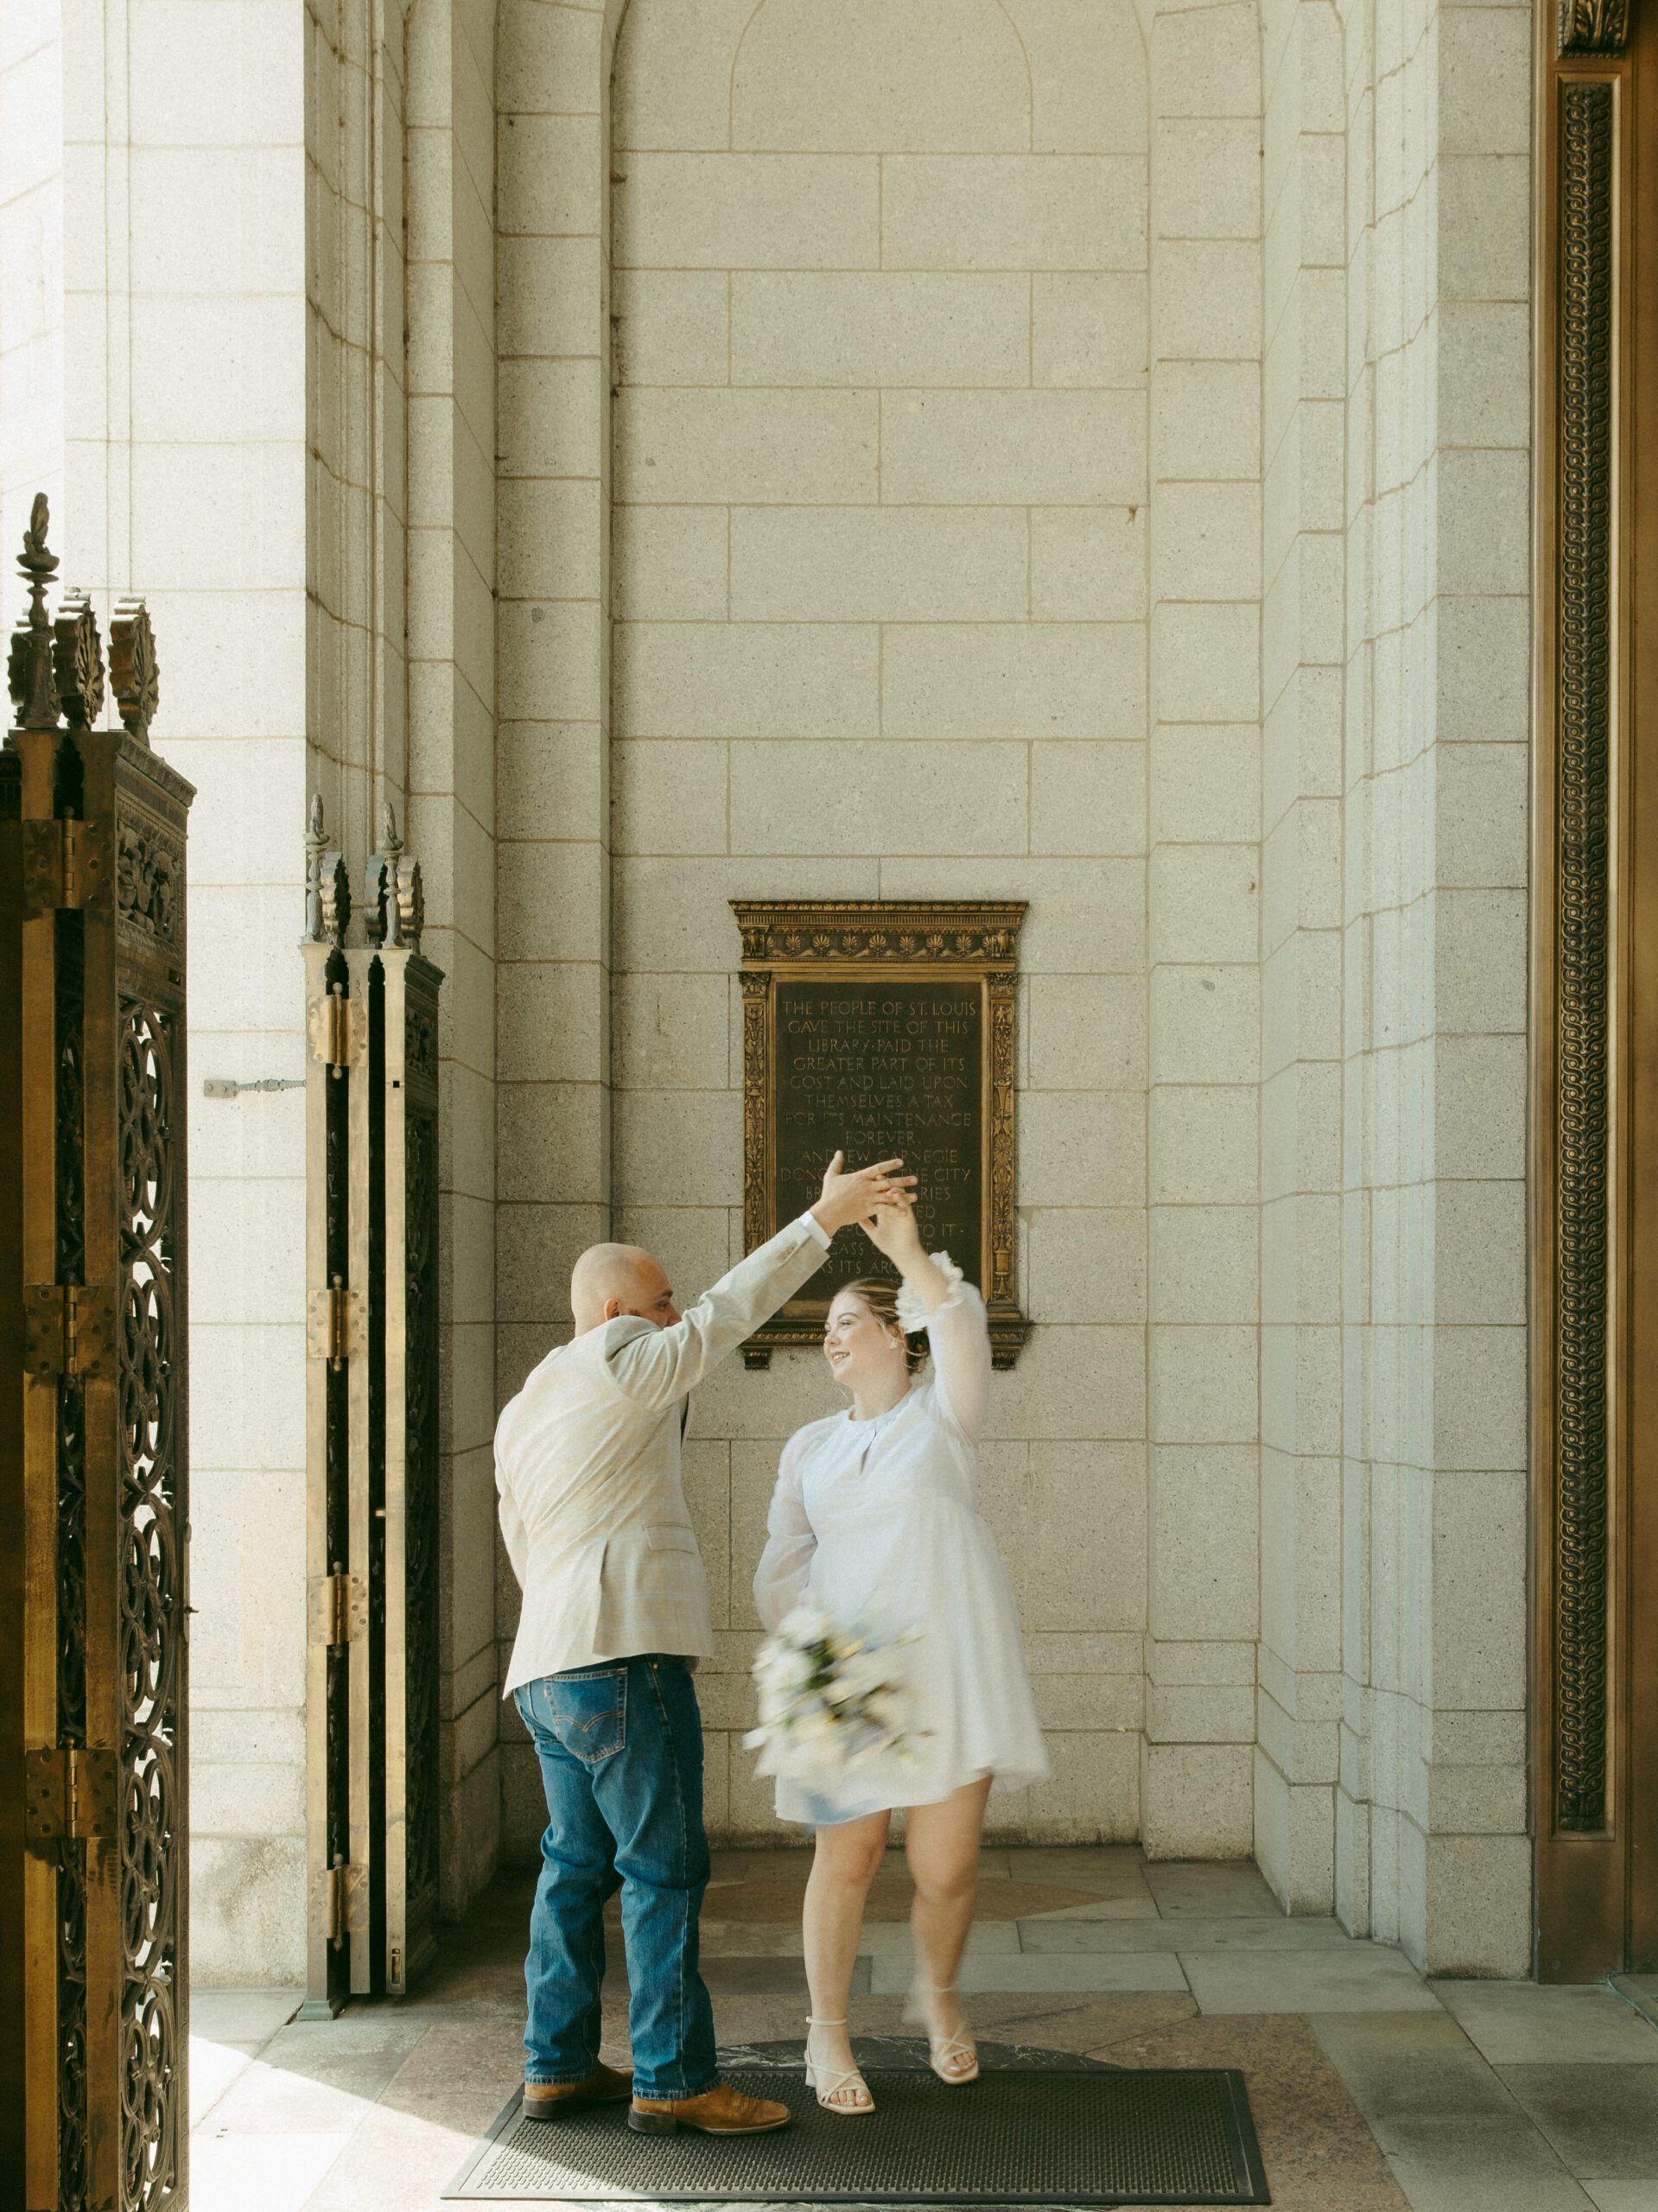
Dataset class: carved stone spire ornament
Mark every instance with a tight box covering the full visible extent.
[303,793,352,947]
[109,597,159,742]
[7,491,62,733]
[53,588,106,729]
[1560,0,1629,50]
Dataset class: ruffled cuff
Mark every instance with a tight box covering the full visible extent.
[895,1251,965,1332]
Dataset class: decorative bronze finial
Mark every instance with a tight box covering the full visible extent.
[397,849,424,955]
[110,597,159,741]
[363,800,397,948]
[8,491,61,732]
[302,793,351,947]
[54,589,105,728]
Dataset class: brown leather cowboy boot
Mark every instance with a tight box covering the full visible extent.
[522,2063,633,2120]
[628,2081,791,2135]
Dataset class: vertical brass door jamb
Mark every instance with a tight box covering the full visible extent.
[362,809,441,1999]
[0,744,22,2196]
[300,803,359,2019]
[1533,0,1643,1980]
[343,938,381,1999]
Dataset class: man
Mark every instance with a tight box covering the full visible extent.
[495,1151,912,2137]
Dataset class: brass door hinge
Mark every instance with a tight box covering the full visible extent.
[306,1278,362,1368]
[23,1745,118,1852]
[308,984,359,1071]
[22,817,111,912]
[22,1283,116,1379]
[309,1570,365,1649]
[324,1857,368,1948]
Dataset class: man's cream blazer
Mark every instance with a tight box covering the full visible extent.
[496,1211,830,1695]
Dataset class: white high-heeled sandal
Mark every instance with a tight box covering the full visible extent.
[904,1980,981,2085]
[804,2017,874,2114]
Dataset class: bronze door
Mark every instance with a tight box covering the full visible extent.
[2,501,193,2204]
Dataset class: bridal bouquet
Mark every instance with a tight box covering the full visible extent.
[745,1604,923,1777]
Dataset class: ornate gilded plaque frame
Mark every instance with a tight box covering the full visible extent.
[734,899,1029,1368]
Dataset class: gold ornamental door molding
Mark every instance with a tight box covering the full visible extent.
[1533,0,1658,1978]
[0,497,194,2207]
[300,799,442,2015]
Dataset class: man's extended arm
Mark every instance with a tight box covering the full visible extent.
[606,1211,829,1411]
[607,1151,912,1412]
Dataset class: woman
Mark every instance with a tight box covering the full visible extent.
[752,1192,1048,2114]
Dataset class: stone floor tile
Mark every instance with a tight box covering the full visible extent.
[1109,2012,1410,2209]
[195,2050,409,2135]
[872,1948,1189,1994]
[297,2104,498,2212]
[194,2129,359,2212]
[1311,2008,1490,2075]
[188,2037,262,2126]
[858,1917,1020,1956]
[1497,2065,1658,2181]
[1586,2187,1658,2209]
[1021,1913,1352,1954]
[190,1988,303,2043]
[1032,1891,1163,1921]
[1143,1859,1285,1917]
[1385,2158,1598,2210]
[1439,1982,1658,2065]
[1185,1946,1441,2014]
[1010,1843,1148,1875]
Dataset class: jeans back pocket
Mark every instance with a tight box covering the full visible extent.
[538,1668,627,1764]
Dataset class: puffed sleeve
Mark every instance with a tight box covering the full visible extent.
[900,1256,991,1444]
[753,1435,817,1630]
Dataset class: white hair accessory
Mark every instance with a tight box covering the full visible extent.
[894,1252,964,1333]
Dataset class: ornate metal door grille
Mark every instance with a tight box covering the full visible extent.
[302,800,442,2011]
[2,495,192,2206]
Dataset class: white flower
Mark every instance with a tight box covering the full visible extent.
[745,1606,926,1781]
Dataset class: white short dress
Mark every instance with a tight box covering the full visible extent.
[752,1262,1050,1828]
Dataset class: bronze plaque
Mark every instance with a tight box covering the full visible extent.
[734,900,1028,1366]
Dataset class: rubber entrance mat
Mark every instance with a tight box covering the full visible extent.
[443,2039,1270,2206]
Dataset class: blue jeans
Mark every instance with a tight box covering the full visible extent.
[514,1656,717,2100]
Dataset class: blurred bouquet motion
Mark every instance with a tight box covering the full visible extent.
[745,1605,923,1778]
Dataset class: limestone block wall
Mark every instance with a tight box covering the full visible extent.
[1253,0,1347,1910]
[0,0,62,551]
[5,0,319,1980]
[1329,0,1533,1975]
[1142,0,1264,1861]
[611,0,1152,1845]
[492,0,1160,1848]
[403,0,505,1912]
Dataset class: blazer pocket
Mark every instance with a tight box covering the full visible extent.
[645,1526,697,1552]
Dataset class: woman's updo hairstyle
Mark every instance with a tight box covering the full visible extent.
[843,1275,930,1376]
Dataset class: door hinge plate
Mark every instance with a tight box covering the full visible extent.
[24,1745,118,1850]
[308,986,359,1070]
[309,1571,365,1649]
[306,1281,362,1367]
[22,817,111,913]
[22,1283,116,1380]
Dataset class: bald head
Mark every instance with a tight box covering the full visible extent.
[570,1242,679,1335]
